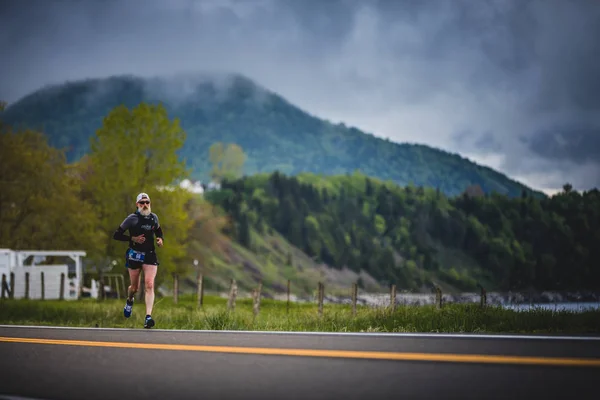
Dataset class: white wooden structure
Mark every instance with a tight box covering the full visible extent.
[0,249,86,300]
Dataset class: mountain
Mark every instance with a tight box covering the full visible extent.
[1,72,545,198]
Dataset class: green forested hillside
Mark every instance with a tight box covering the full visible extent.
[1,73,545,198]
[206,172,600,292]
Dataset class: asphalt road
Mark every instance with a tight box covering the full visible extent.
[0,325,599,400]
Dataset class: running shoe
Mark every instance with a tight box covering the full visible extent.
[123,298,134,318]
[144,315,155,329]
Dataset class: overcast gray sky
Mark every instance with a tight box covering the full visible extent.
[1,0,599,194]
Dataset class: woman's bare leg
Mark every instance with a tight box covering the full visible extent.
[124,267,141,318]
[142,264,158,316]
[127,267,141,300]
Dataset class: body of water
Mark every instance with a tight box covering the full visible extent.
[502,302,600,312]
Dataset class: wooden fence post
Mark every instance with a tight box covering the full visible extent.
[113,276,121,299]
[98,270,105,301]
[1,274,6,299]
[227,279,238,311]
[351,282,357,316]
[480,285,487,307]
[286,279,290,313]
[390,284,396,312]
[435,286,442,309]
[173,273,179,304]
[60,273,65,300]
[41,271,45,300]
[317,282,324,316]
[197,272,204,308]
[253,281,262,317]
[9,272,14,299]
[25,272,29,299]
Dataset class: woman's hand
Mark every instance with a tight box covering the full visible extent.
[131,234,145,244]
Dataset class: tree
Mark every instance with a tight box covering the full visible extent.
[83,102,193,283]
[0,123,101,255]
[209,142,246,183]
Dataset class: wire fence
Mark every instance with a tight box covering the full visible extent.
[3,271,600,315]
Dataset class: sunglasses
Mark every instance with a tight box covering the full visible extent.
[138,201,150,205]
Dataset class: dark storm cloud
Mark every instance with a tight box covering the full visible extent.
[530,2,600,114]
[529,124,600,164]
[1,0,599,192]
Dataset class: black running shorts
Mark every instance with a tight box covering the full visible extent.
[125,248,159,269]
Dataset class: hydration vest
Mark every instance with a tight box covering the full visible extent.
[129,211,160,252]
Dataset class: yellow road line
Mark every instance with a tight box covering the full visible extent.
[1,336,599,367]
